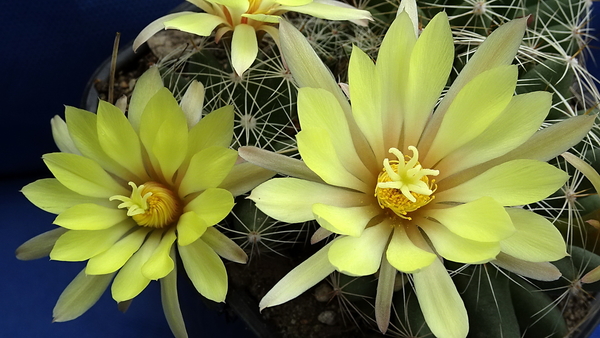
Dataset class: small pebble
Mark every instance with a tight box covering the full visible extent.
[314,283,333,302]
[317,310,336,326]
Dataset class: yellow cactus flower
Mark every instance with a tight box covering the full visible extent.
[134,0,372,76]
[239,6,594,338]
[16,67,274,337]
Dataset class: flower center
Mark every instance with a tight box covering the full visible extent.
[110,181,182,228]
[375,146,439,220]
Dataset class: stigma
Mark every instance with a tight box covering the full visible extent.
[375,146,439,219]
[110,181,182,228]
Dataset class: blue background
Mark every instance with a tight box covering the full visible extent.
[0,1,599,337]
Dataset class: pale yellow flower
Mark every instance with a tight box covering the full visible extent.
[16,67,274,337]
[239,8,594,338]
[134,0,372,76]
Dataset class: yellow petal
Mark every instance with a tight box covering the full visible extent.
[133,12,192,51]
[179,147,238,196]
[86,228,151,275]
[180,80,205,128]
[218,161,276,197]
[231,24,258,76]
[249,177,366,223]
[312,203,380,237]
[53,269,114,322]
[54,203,128,230]
[238,146,322,182]
[500,209,567,262]
[50,221,134,261]
[159,247,188,338]
[562,152,600,194]
[187,106,234,157]
[436,159,568,206]
[128,66,164,131]
[178,239,228,302]
[427,197,514,242]
[51,115,79,154]
[279,1,372,22]
[201,227,248,264]
[328,222,391,276]
[163,12,226,36]
[386,224,436,273]
[22,178,109,214]
[142,229,177,280]
[184,188,234,226]
[176,211,208,246]
[413,258,469,338]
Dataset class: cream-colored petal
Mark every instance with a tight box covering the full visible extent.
[50,221,134,261]
[242,13,280,23]
[86,228,151,275]
[218,161,276,197]
[413,258,469,338]
[425,65,517,165]
[43,152,129,198]
[133,12,193,51]
[163,12,226,36]
[54,203,128,230]
[142,229,177,280]
[562,152,600,193]
[427,197,514,242]
[22,178,110,214]
[436,159,568,206]
[51,115,80,154]
[176,211,208,246]
[386,224,436,273]
[231,24,258,76]
[179,147,238,196]
[160,247,188,338]
[298,87,372,180]
[128,66,163,132]
[111,231,162,302]
[187,105,234,157]
[178,238,228,302]
[180,80,205,128]
[312,203,380,237]
[436,92,551,178]
[328,222,391,276]
[375,256,396,333]
[297,129,369,192]
[52,269,114,322]
[249,177,367,223]
[376,11,415,149]
[403,12,453,148]
[16,228,68,261]
[418,217,500,264]
[493,252,561,281]
[280,0,372,22]
[201,227,248,264]
[184,188,234,226]
[260,242,335,310]
[238,146,322,182]
[274,0,311,6]
[97,100,148,181]
[500,208,567,262]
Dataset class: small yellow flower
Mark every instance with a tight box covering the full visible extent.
[240,6,594,338]
[16,67,274,337]
[134,0,372,76]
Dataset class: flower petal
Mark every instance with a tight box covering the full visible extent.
[128,66,164,132]
[160,247,188,338]
[50,221,134,261]
[187,105,234,157]
[164,12,226,37]
[375,256,396,333]
[178,238,228,302]
[52,269,114,322]
[54,203,128,230]
[16,228,68,261]
[249,177,366,223]
[312,203,380,237]
[386,224,436,273]
[260,242,336,310]
[201,227,247,263]
[218,161,276,197]
[179,147,238,196]
[500,208,567,262]
[562,152,600,193]
[328,222,391,276]
[142,229,177,280]
[436,159,568,206]
[493,252,561,281]
[22,178,110,214]
[51,115,80,154]
[176,211,208,246]
[238,146,322,182]
[413,258,469,338]
[43,152,129,198]
[418,217,500,264]
[297,129,369,192]
[184,188,234,226]
[133,12,193,51]
[86,227,151,275]
[280,0,372,22]
[425,65,517,165]
[231,24,258,76]
[180,80,205,128]
[427,197,514,242]
[111,231,162,302]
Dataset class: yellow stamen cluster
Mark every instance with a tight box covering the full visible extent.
[375,146,439,219]
[110,181,182,228]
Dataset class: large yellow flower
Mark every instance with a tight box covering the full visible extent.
[239,8,594,338]
[134,0,371,76]
[16,67,274,337]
